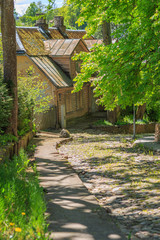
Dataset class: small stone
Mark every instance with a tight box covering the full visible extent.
[135,231,151,239]
[60,129,70,138]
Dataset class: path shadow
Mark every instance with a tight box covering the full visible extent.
[35,155,127,240]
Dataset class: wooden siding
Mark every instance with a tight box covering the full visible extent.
[70,41,89,79]
[50,55,71,77]
[57,85,90,126]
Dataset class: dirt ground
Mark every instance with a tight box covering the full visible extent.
[59,126,160,240]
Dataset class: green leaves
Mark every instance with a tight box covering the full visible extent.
[0,70,13,132]
[70,0,160,111]
[18,66,53,135]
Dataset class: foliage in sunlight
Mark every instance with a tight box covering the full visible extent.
[69,0,160,111]
[0,72,13,132]
[18,66,52,135]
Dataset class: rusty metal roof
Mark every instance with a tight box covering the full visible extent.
[84,39,103,50]
[30,56,72,88]
[44,39,88,56]
[17,27,48,55]
[16,26,95,55]
[49,27,64,39]
[16,27,65,55]
[66,29,94,40]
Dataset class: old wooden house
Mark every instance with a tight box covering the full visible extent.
[16,16,100,129]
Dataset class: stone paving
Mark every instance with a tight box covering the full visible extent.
[34,132,127,240]
[59,129,160,240]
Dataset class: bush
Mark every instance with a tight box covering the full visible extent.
[146,101,160,122]
[0,134,18,146]
[0,70,13,132]
[18,66,52,136]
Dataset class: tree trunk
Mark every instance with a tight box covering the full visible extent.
[102,21,120,124]
[107,106,120,124]
[102,21,112,45]
[136,103,146,120]
[1,0,18,136]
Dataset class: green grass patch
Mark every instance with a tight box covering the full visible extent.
[94,116,149,127]
[116,115,149,125]
[94,120,113,126]
[0,149,49,239]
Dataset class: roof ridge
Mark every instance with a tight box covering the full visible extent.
[16,30,26,52]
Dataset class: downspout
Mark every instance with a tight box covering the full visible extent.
[56,90,60,129]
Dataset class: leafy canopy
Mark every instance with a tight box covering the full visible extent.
[70,0,160,110]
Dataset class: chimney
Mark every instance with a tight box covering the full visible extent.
[35,13,48,30]
[54,16,66,33]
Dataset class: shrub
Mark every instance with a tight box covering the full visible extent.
[18,66,52,136]
[0,69,13,132]
[146,100,160,122]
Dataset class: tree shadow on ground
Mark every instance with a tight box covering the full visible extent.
[35,156,127,240]
[58,129,160,239]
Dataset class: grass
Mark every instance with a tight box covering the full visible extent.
[94,120,113,126]
[94,115,150,126]
[0,148,49,240]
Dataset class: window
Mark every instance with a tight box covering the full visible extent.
[75,60,82,73]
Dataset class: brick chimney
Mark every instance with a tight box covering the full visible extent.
[54,16,66,33]
[35,13,48,30]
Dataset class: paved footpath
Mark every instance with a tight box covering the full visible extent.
[34,132,127,240]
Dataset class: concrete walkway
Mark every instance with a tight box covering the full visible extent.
[34,132,127,240]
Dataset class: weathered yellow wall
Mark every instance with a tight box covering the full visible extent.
[17,55,56,105]
[17,55,57,129]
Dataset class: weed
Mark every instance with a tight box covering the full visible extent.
[0,149,49,239]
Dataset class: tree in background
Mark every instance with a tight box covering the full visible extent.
[52,0,86,29]
[1,0,18,136]
[70,0,160,122]
[45,0,56,23]
[17,1,45,26]
[17,0,86,30]
[17,0,56,26]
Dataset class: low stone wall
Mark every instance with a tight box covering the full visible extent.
[0,131,34,162]
[92,123,156,134]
